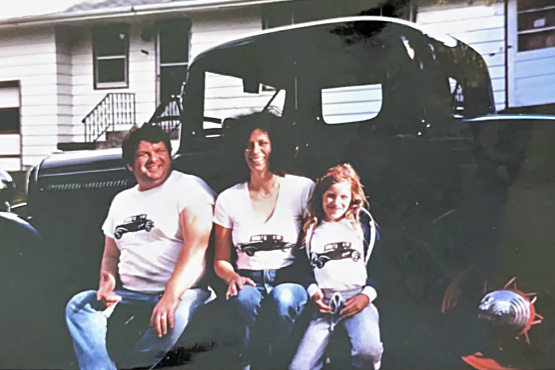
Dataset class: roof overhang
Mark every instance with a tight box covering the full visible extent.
[0,0,291,29]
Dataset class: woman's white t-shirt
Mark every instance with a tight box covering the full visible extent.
[214,174,314,270]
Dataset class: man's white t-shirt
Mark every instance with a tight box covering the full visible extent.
[214,174,314,270]
[102,171,215,293]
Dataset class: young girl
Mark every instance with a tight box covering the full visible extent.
[290,163,383,370]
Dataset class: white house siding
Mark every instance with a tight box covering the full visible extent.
[55,29,74,143]
[416,1,507,112]
[190,7,266,124]
[0,85,20,170]
[68,19,157,142]
[507,0,555,107]
[190,7,261,60]
[0,25,61,169]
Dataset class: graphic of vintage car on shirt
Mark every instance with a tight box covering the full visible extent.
[236,234,295,256]
[114,214,154,239]
[310,242,361,268]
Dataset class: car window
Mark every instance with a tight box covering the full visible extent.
[321,83,383,124]
[203,72,286,130]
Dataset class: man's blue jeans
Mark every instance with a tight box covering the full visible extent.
[65,287,213,370]
[227,269,308,369]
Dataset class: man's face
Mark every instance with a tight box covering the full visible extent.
[128,140,171,191]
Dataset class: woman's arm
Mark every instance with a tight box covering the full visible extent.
[214,224,255,299]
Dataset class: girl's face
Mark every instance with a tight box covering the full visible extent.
[322,181,352,222]
[244,129,272,174]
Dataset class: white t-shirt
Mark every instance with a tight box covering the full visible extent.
[307,219,367,291]
[102,171,215,293]
[214,174,314,270]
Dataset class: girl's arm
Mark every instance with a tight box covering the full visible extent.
[214,224,255,299]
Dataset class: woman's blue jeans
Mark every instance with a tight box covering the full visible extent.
[65,287,212,370]
[227,268,308,369]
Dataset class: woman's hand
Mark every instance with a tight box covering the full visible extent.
[340,293,369,318]
[312,290,332,314]
[226,274,256,299]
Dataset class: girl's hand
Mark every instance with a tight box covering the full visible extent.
[312,290,332,314]
[226,274,256,299]
[340,293,369,318]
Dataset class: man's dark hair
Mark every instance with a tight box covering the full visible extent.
[225,110,294,181]
[122,124,172,167]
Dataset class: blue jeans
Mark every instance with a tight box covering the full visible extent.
[65,287,213,370]
[290,289,383,370]
[227,269,308,368]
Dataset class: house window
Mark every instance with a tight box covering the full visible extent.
[93,24,129,89]
[0,109,19,133]
[517,0,555,52]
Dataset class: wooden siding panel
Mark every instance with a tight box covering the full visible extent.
[0,25,61,167]
[514,56,555,79]
[0,158,21,171]
[0,135,21,155]
[190,8,261,59]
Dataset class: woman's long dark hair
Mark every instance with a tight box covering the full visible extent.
[224,110,294,182]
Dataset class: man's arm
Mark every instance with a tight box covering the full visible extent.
[150,203,214,337]
[96,236,122,308]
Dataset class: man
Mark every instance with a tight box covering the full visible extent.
[66,124,215,370]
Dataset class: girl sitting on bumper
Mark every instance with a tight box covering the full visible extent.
[290,163,383,370]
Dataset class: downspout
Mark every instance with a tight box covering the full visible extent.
[504,0,509,111]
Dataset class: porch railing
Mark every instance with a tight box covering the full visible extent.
[83,93,136,142]
[148,95,182,134]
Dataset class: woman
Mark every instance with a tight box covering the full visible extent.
[213,111,314,369]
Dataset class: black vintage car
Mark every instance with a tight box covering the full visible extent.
[114,214,154,239]
[311,242,361,268]
[237,234,294,256]
[2,16,555,369]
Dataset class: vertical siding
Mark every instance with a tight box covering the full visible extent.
[417,2,507,112]
[0,25,60,168]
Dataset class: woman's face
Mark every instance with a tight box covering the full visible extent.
[244,129,272,175]
[322,181,352,222]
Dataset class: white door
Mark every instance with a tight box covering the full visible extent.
[0,82,21,171]
[507,0,555,107]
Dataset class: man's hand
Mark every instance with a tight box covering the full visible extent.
[226,274,256,300]
[96,271,122,308]
[150,294,180,338]
[312,290,332,314]
[340,293,369,318]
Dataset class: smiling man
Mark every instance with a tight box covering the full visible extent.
[65,124,216,370]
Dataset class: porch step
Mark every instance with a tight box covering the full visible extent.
[95,131,128,149]
[57,131,129,151]
[57,142,97,151]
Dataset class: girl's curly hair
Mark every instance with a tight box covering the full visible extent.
[302,163,369,239]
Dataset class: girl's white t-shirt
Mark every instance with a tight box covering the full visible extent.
[308,219,368,291]
[102,171,215,293]
[214,174,314,270]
